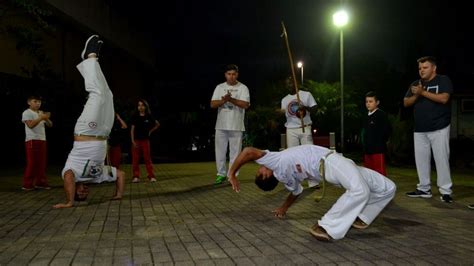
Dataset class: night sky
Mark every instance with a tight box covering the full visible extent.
[3,0,474,166]
[108,0,473,98]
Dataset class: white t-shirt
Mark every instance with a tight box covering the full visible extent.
[255,144,329,196]
[62,140,117,183]
[22,109,46,141]
[281,90,317,128]
[211,81,250,131]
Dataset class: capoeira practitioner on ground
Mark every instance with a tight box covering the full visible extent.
[53,35,125,209]
[228,144,396,241]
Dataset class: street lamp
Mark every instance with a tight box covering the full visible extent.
[333,9,348,152]
[297,61,304,85]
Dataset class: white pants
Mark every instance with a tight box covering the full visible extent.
[215,129,243,176]
[286,125,313,148]
[318,153,396,240]
[414,125,452,195]
[63,58,116,183]
[74,58,114,137]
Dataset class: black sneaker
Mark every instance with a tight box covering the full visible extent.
[468,204,474,210]
[406,189,432,198]
[81,35,103,60]
[440,194,453,203]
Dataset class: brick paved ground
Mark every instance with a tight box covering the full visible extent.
[0,162,472,265]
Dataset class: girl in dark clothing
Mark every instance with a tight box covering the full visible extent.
[130,99,160,183]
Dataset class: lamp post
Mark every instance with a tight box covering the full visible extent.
[333,9,348,152]
[297,61,304,85]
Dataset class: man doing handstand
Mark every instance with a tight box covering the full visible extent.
[53,35,125,208]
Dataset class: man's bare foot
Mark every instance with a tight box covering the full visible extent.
[53,202,73,209]
[111,195,122,200]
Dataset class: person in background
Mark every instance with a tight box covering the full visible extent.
[108,112,128,169]
[280,76,317,148]
[22,95,53,191]
[404,56,454,203]
[210,64,250,184]
[279,76,318,188]
[361,91,391,176]
[130,99,160,183]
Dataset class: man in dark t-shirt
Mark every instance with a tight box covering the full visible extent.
[404,56,453,203]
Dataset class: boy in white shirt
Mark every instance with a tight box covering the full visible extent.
[22,95,52,190]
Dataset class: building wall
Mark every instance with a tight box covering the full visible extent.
[0,1,158,166]
[451,96,474,139]
[44,0,156,68]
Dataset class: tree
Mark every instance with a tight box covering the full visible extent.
[304,80,362,139]
[244,79,364,150]
[0,0,56,79]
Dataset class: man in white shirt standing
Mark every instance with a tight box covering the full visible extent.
[210,64,250,184]
[280,76,317,148]
[280,76,318,188]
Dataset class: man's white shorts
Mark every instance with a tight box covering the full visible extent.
[62,141,117,183]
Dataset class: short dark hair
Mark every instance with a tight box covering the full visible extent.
[74,192,87,202]
[27,95,42,101]
[255,174,279,191]
[417,56,437,66]
[225,64,239,73]
[365,91,378,101]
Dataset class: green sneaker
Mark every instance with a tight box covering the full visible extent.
[215,175,227,184]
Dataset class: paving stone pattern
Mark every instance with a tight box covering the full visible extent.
[0,162,473,265]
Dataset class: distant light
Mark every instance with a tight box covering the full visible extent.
[313,129,317,134]
[333,10,349,28]
[297,61,303,68]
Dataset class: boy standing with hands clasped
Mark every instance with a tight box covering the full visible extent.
[362,91,391,176]
[22,95,53,190]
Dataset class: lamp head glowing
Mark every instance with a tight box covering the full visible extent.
[333,10,349,28]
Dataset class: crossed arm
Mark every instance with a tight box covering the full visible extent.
[25,111,52,128]
[404,83,450,107]
[210,92,250,109]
